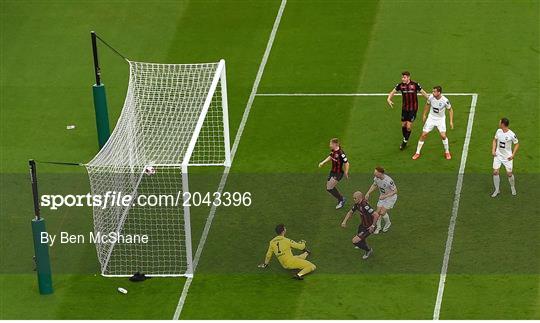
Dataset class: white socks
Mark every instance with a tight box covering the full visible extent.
[376,214,392,232]
[493,174,500,192]
[508,175,516,194]
[416,141,424,154]
[416,139,449,154]
[378,214,391,225]
[493,174,516,195]
[508,175,515,187]
[442,138,449,153]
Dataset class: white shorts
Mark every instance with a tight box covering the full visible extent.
[493,155,513,172]
[377,194,397,210]
[423,117,446,133]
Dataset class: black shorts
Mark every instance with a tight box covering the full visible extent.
[357,225,371,240]
[327,172,344,182]
[401,110,417,122]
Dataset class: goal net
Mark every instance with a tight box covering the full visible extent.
[85,59,231,277]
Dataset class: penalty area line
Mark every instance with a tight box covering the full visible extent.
[258,90,479,319]
[433,93,478,319]
[172,0,288,319]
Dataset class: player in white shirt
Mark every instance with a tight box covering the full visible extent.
[491,117,519,197]
[365,166,397,234]
[412,86,454,160]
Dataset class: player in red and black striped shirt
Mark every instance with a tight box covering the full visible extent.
[318,138,349,209]
[387,71,429,150]
[341,191,380,260]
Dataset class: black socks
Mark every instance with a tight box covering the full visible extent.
[326,187,343,201]
[402,126,411,141]
[354,240,370,251]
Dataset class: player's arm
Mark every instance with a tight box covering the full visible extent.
[508,134,520,160]
[420,88,429,99]
[290,239,306,250]
[340,153,350,179]
[387,89,397,108]
[422,101,430,123]
[318,155,331,168]
[365,183,377,200]
[380,187,397,200]
[341,210,353,228]
[258,242,273,268]
[338,151,349,178]
[492,137,498,157]
[509,143,519,160]
[448,106,454,129]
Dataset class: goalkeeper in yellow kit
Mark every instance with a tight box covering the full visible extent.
[258,224,316,280]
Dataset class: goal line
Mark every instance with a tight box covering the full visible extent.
[258,91,479,320]
[172,0,288,319]
[256,92,477,96]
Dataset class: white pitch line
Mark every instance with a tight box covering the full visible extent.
[172,0,287,319]
[256,92,477,96]
[433,93,478,320]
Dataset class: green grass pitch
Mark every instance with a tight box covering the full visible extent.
[1,0,539,319]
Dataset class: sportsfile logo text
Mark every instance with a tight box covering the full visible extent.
[40,191,252,210]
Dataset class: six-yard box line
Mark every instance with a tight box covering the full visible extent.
[255,91,478,320]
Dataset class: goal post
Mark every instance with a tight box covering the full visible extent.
[85,58,231,277]
[179,59,229,277]
[220,62,232,168]
[183,59,231,167]
[181,165,193,277]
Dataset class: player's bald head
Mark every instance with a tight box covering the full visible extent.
[353,191,364,202]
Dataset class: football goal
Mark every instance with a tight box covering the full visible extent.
[85,59,231,277]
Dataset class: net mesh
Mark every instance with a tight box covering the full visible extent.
[86,60,227,276]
